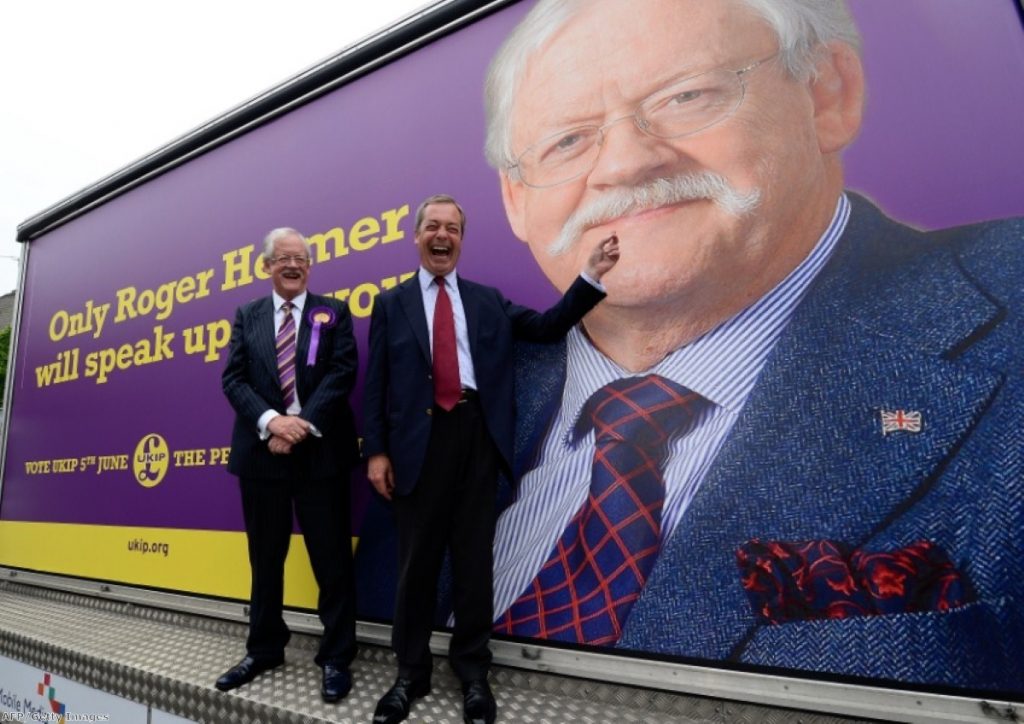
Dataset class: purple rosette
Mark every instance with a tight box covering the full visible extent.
[306,305,338,365]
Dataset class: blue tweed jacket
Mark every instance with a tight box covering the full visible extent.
[510,194,1024,692]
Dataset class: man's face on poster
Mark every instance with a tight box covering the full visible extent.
[500,0,857,324]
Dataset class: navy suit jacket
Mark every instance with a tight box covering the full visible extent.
[509,195,1024,692]
[223,293,359,479]
[361,272,605,496]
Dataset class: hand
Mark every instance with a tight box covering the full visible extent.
[583,233,620,281]
[367,454,395,501]
[267,414,310,445]
[268,435,292,455]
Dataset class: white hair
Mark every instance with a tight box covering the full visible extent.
[483,0,861,170]
[261,227,312,262]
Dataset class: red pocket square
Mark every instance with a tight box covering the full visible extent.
[736,539,972,624]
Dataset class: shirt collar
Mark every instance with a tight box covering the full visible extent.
[273,290,307,314]
[562,193,851,437]
[418,267,458,291]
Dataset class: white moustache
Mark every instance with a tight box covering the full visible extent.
[548,172,762,255]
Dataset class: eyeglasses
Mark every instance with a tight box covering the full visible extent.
[509,54,777,188]
[270,254,310,266]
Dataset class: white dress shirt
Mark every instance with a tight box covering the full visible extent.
[418,267,478,391]
[257,291,307,437]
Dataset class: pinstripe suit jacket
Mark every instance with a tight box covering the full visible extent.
[510,195,1024,692]
[222,293,359,480]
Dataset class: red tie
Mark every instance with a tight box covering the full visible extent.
[432,276,461,411]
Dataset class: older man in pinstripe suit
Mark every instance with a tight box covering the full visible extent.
[219,227,359,702]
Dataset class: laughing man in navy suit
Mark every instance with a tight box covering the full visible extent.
[482,0,1024,692]
[363,195,618,724]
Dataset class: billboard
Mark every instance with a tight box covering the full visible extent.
[3,0,1023,703]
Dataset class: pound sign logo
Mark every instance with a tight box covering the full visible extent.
[133,433,170,487]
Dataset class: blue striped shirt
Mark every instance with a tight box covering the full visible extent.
[491,194,851,619]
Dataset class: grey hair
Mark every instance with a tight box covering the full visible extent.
[414,194,467,234]
[261,227,312,262]
[483,0,861,170]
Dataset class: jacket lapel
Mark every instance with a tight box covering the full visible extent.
[458,277,482,362]
[620,196,1005,659]
[513,340,568,481]
[252,296,280,385]
[295,294,315,392]
[398,276,431,366]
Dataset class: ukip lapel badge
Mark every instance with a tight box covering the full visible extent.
[305,306,338,365]
[880,409,923,435]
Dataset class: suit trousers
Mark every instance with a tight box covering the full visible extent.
[240,469,357,667]
[392,394,499,683]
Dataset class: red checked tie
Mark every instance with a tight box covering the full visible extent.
[432,276,461,411]
[497,375,705,644]
[276,301,297,408]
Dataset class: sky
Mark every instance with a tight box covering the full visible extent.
[0,0,435,298]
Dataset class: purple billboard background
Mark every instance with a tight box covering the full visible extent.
[847,0,1024,228]
[2,0,1023,694]
[7,0,1022,530]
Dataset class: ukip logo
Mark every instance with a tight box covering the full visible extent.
[36,672,66,724]
[133,433,170,488]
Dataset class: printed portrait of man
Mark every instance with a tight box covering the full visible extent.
[482,0,1024,692]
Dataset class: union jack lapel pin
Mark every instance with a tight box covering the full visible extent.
[880,409,923,435]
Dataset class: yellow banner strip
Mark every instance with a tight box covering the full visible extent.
[0,521,357,608]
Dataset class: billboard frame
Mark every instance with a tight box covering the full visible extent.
[0,566,1015,723]
[3,2,1022,721]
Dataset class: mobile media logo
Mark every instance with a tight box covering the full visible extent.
[36,673,65,724]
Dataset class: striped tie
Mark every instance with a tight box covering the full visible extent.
[276,301,297,408]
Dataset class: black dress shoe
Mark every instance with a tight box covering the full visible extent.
[321,663,352,703]
[372,677,431,724]
[214,654,284,691]
[461,679,496,724]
